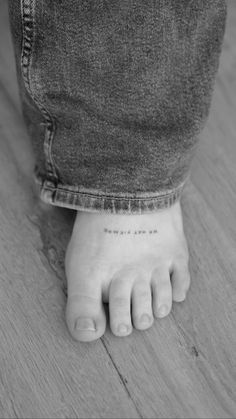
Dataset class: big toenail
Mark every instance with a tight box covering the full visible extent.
[140,314,151,325]
[118,324,129,334]
[158,305,168,317]
[75,318,96,332]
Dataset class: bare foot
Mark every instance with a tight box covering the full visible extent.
[65,201,190,342]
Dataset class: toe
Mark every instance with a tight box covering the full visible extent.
[109,277,133,337]
[66,279,106,342]
[151,267,172,318]
[171,262,191,302]
[132,280,153,330]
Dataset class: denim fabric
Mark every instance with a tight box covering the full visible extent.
[8,0,227,214]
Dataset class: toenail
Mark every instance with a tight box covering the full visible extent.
[140,314,151,325]
[118,324,129,335]
[75,317,96,332]
[157,305,168,317]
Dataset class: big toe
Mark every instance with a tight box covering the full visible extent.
[66,293,106,342]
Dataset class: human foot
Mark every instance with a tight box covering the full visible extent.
[65,201,190,342]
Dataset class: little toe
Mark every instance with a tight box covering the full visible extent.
[171,262,191,302]
[109,277,133,337]
[66,286,106,342]
[132,280,153,330]
[152,267,172,318]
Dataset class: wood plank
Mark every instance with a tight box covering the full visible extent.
[190,1,236,245]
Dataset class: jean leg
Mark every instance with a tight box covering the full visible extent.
[8,0,227,214]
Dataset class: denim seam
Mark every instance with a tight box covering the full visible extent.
[20,0,58,183]
[34,171,189,214]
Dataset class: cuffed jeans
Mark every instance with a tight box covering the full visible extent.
[8,0,227,214]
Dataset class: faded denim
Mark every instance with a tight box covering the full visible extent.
[8,0,227,214]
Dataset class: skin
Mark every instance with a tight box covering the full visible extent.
[65,200,190,342]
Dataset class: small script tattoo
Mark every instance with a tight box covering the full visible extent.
[104,228,158,235]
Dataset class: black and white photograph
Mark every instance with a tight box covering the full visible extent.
[0,1,235,418]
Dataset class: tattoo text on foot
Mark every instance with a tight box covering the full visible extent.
[104,228,158,235]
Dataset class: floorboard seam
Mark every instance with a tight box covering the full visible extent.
[101,338,143,419]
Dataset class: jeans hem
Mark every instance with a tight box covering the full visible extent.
[34,172,189,215]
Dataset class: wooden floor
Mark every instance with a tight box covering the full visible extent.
[0,1,236,418]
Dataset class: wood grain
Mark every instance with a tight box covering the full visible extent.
[0,1,235,418]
